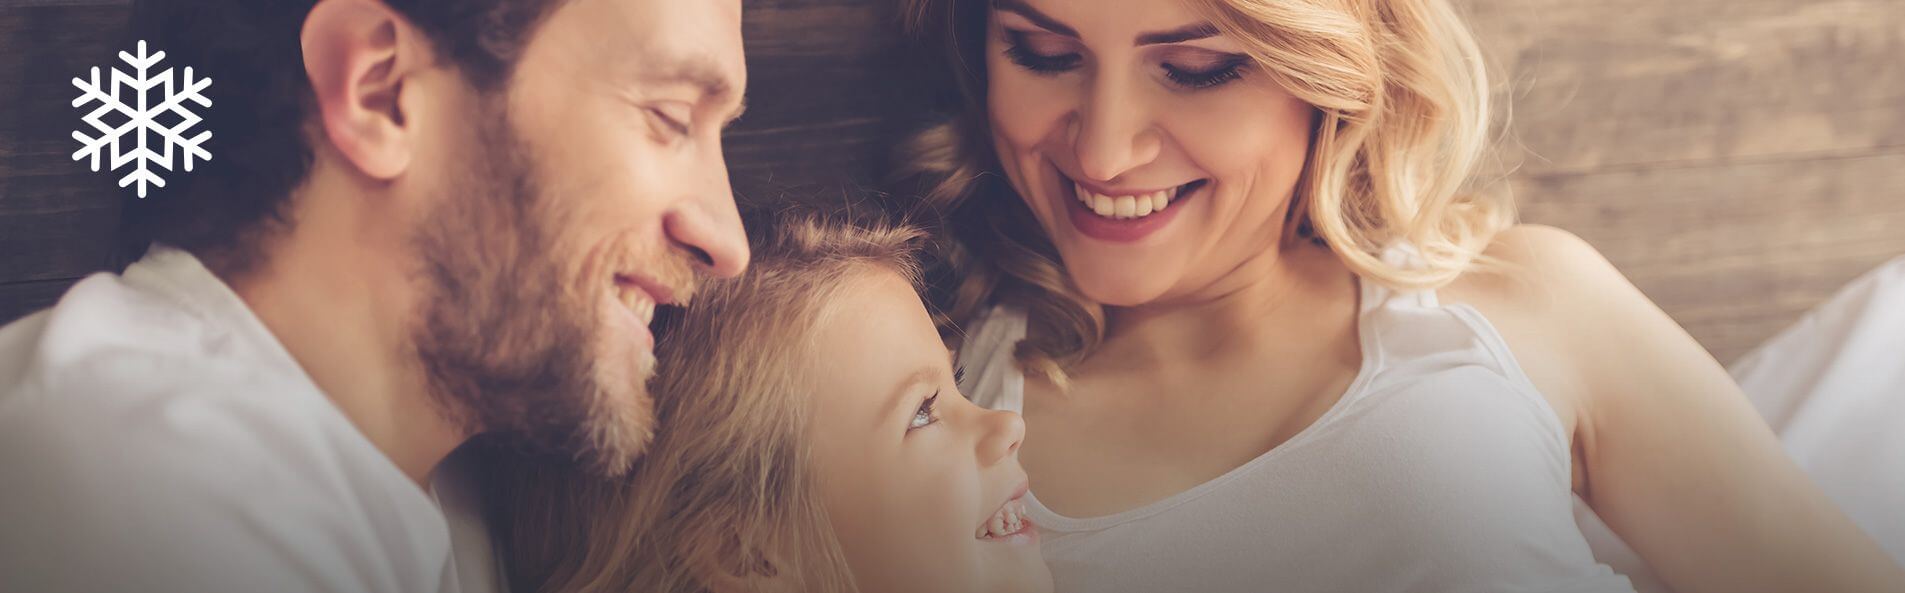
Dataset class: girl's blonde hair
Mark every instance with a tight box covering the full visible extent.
[494,211,927,593]
[895,0,1512,383]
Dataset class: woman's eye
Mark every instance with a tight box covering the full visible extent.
[1003,31,1082,74]
[909,392,941,432]
[1162,58,1248,90]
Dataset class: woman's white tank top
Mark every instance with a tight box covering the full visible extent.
[955,265,1638,593]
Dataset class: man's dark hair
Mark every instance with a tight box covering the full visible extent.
[120,0,570,273]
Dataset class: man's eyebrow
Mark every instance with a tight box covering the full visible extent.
[1137,23,1220,45]
[992,0,1078,38]
[723,98,748,130]
[641,53,737,104]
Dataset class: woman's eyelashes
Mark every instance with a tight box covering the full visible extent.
[1162,56,1249,89]
[909,391,942,432]
[1001,29,1249,91]
[1003,30,1082,74]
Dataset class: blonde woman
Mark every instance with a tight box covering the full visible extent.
[495,213,1053,593]
[894,0,1905,592]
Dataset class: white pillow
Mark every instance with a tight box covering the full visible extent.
[1579,255,1905,591]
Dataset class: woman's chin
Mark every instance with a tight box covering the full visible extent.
[1067,262,1179,309]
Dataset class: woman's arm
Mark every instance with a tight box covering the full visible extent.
[1459,225,1905,593]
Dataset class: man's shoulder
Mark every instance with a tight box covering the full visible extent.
[0,265,411,531]
[0,275,451,593]
[3,273,320,440]
[7,258,320,397]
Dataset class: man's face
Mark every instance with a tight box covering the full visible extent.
[410,0,749,477]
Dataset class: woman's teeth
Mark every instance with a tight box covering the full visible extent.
[1075,183,1174,220]
[978,499,1030,539]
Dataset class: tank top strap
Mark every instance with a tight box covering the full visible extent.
[1359,242,1441,314]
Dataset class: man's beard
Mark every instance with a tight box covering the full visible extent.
[409,100,657,478]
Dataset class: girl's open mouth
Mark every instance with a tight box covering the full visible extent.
[977,495,1038,543]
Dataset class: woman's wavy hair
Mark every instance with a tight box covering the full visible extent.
[494,210,926,593]
[893,0,1512,385]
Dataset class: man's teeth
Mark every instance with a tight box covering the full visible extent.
[1076,183,1174,220]
[618,288,656,324]
[977,499,1029,539]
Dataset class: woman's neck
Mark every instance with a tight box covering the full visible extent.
[1089,239,1355,371]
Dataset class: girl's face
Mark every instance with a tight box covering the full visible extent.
[807,270,1052,593]
[985,0,1318,306]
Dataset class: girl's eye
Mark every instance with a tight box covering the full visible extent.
[909,392,941,432]
[1163,57,1249,90]
[1004,30,1082,74]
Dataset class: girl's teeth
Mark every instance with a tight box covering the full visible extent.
[979,500,1033,539]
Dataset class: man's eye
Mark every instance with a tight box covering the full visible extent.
[646,105,692,137]
[909,392,941,432]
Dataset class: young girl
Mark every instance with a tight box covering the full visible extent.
[495,213,1053,593]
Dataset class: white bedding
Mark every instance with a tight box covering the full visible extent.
[1582,255,1905,591]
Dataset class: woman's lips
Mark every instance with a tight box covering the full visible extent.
[1061,177,1205,243]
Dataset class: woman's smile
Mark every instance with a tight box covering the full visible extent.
[1057,168,1209,243]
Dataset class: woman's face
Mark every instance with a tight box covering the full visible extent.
[807,270,1052,593]
[985,0,1318,306]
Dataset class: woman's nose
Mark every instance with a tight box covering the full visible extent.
[1070,76,1162,183]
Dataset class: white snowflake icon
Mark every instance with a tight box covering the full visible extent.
[71,40,213,199]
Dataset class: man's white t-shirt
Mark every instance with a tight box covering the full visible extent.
[0,247,501,593]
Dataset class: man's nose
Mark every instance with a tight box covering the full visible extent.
[664,162,749,279]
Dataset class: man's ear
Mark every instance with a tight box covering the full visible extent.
[301,0,428,181]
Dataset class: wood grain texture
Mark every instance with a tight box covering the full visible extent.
[2,0,1901,364]
[1515,152,1905,362]
[1465,0,1905,175]
[0,4,131,286]
[0,277,74,322]
[1462,0,1905,360]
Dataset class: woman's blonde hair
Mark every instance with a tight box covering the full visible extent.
[493,211,927,593]
[894,0,1512,383]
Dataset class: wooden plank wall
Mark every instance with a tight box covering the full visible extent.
[2,0,1901,364]
[1466,0,1905,362]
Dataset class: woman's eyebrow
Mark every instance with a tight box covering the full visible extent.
[992,0,1222,47]
[992,0,1079,37]
[1136,23,1220,45]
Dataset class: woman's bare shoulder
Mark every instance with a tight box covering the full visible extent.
[1442,223,1627,313]
[1440,224,1710,429]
